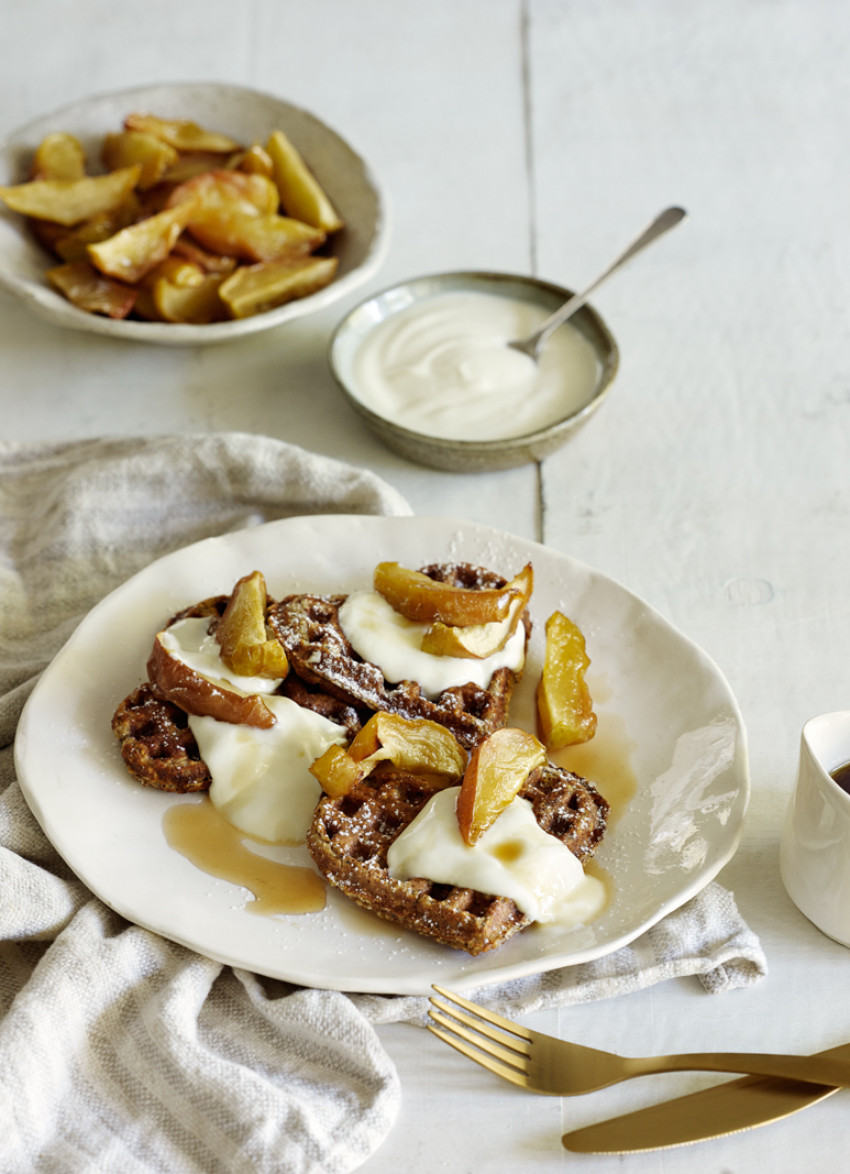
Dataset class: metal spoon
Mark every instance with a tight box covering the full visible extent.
[508,205,687,362]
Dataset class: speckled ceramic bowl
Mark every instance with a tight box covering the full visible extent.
[0,82,389,344]
[328,270,619,472]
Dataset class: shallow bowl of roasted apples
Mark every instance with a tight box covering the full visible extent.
[0,82,389,344]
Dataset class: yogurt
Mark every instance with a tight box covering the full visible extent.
[352,290,601,442]
[387,786,607,926]
[337,589,526,698]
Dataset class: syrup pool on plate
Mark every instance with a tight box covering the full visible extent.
[163,798,326,915]
[351,289,601,441]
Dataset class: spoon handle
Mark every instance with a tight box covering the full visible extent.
[529,205,687,357]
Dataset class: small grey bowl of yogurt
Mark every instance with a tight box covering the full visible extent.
[328,270,619,472]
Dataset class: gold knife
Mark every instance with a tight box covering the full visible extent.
[562,1041,848,1153]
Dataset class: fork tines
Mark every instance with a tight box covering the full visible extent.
[428,984,533,1089]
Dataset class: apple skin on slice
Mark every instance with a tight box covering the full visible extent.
[420,564,534,659]
[456,727,547,845]
[373,562,521,626]
[147,631,275,729]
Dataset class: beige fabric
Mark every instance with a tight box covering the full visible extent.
[0,433,409,1174]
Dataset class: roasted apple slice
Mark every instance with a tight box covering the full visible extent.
[101,130,179,190]
[147,630,275,729]
[172,235,238,274]
[233,143,275,178]
[218,254,337,319]
[536,611,597,749]
[420,564,533,657]
[0,165,141,226]
[310,713,466,798]
[46,260,137,319]
[87,199,198,283]
[124,113,241,154]
[133,256,204,321]
[153,270,229,324]
[374,561,523,627]
[216,570,289,679]
[161,151,242,184]
[31,132,86,181]
[53,193,143,262]
[456,727,547,845]
[185,209,325,263]
[266,129,343,233]
[166,169,280,217]
[349,712,467,779]
[309,744,366,798]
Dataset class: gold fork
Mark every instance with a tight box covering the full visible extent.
[428,985,850,1096]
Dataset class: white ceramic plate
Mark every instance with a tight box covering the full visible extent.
[15,516,749,994]
[0,82,389,344]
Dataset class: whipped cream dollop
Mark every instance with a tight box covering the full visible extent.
[337,589,526,698]
[387,787,607,925]
[351,290,601,442]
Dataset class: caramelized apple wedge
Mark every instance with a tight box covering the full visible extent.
[46,260,137,319]
[102,129,178,190]
[218,254,337,319]
[420,564,533,657]
[216,570,289,679]
[233,143,275,178]
[147,631,275,729]
[536,611,597,749]
[374,562,523,627]
[266,129,344,233]
[166,169,280,217]
[309,744,366,799]
[172,235,238,274]
[87,199,198,283]
[310,713,466,798]
[0,165,141,226]
[31,132,86,181]
[53,193,143,262]
[348,712,467,779]
[133,255,204,321]
[186,209,325,264]
[456,727,547,845]
[124,113,241,154]
[153,270,229,324]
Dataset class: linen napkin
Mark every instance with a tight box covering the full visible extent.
[0,433,767,1174]
[0,433,410,1174]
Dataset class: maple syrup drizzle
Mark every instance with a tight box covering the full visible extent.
[553,706,638,826]
[162,797,326,915]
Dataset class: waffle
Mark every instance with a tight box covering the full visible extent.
[268,562,529,752]
[112,591,365,791]
[112,682,212,792]
[307,762,609,955]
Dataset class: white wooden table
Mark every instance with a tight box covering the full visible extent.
[3,2,850,1170]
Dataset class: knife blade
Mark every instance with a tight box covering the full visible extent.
[562,1041,849,1153]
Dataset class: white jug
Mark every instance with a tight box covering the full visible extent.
[780,711,850,946]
